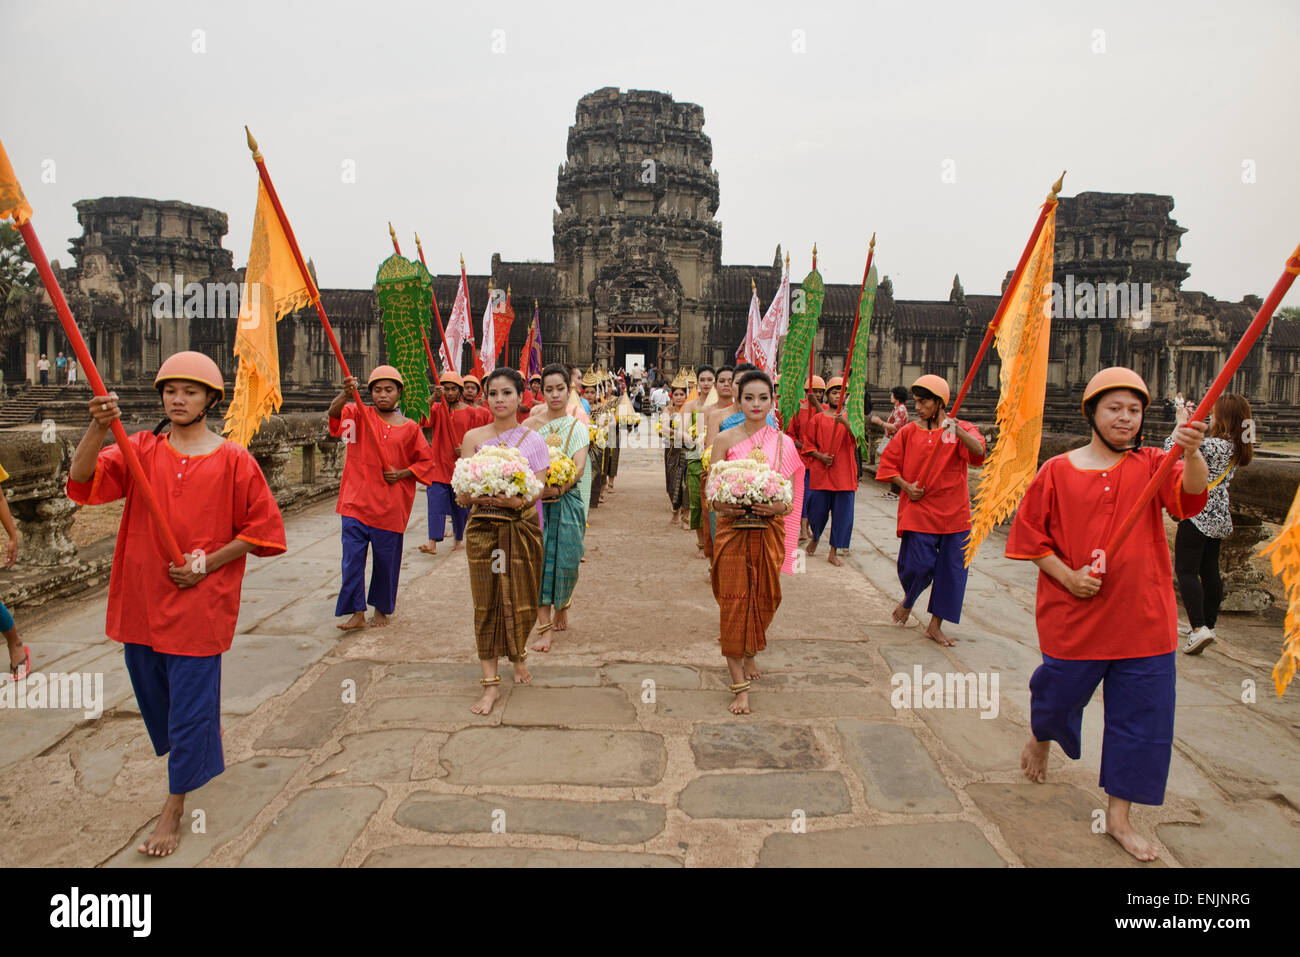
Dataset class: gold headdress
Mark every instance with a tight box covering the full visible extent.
[670,369,691,390]
[582,368,599,388]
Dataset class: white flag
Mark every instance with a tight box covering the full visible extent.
[753,257,790,374]
[445,270,473,374]
[480,285,496,375]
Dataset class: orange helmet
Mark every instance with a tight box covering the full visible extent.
[154,351,224,400]
[1082,367,1149,414]
[825,376,845,391]
[462,373,482,387]
[439,370,464,386]
[367,365,404,390]
[807,375,827,391]
[911,374,950,407]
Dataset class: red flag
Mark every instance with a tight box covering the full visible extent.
[494,286,515,364]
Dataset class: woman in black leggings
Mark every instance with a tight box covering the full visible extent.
[1162,393,1252,654]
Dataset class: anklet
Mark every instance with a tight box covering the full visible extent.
[478,676,502,687]
[728,681,751,695]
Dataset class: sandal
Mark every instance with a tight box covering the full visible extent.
[7,645,30,682]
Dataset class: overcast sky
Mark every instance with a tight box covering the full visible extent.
[2,0,1296,307]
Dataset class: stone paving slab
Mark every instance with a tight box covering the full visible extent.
[238,584,350,637]
[758,821,1006,867]
[836,720,960,813]
[105,755,307,867]
[967,782,1163,867]
[1173,706,1300,805]
[395,791,667,845]
[1156,798,1300,867]
[500,686,635,726]
[239,785,385,867]
[677,771,852,819]
[602,663,700,690]
[690,722,824,770]
[310,729,439,783]
[252,660,374,750]
[360,692,507,729]
[216,632,338,716]
[362,845,682,867]
[440,728,666,786]
[655,689,891,721]
[755,639,876,673]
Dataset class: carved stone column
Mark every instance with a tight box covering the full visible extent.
[1218,513,1273,613]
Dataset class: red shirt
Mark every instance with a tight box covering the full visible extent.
[329,402,438,533]
[518,391,543,423]
[807,412,857,491]
[1005,448,1207,660]
[787,403,821,470]
[875,419,985,534]
[66,433,286,656]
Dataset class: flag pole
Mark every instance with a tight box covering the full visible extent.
[15,218,187,567]
[1100,240,1300,566]
[389,223,439,378]
[462,255,484,375]
[912,172,1064,488]
[835,232,876,416]
[413,233,451,374]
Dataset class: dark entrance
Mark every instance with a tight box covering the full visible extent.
[614,336,657,377]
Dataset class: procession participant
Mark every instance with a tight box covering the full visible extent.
[601,370,621,495]
[67,351,286,857]
[787,375,826,542]
[418,370,481,555]
[708,369,803,715]
[683,365,716,555]
[1007,367,1208,862]
[458,368,551,715]
[517,372,544,423]
[805,376,857,566]
[663,370,691,527]
[699,365,737,556]
[528,364,590,649]
[329,366,438,630]
[871,386,912,499]
[875,374,985,646]
[583,370,606,510]
[462,373,484,407]
[0,460,28,679]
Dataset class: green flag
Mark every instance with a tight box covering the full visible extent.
[778,262,824,426]
[376,252,433,421]
[845,264,878,455]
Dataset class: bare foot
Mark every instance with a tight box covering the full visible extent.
[696,543,708,559]
[1020,737,1049,783]
[513,663,533,685]
[470,685,500,715]
[806,539,819,556]
[827,550,843,567]
[532,620,553,652]
[418,541,438,555]
[337,612,367,631]
[924,622,954,646]
[137,794,184,857]
[451,540,465,552]
[891,602,910,625]
[743,660,761,680]
[368,612,390,628]
[729,690,751,715]
[1107,813,1160,862]
[553,608,570,632]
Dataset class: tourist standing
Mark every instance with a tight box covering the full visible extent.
[66,357,77,385]
[54,352,66,382]
[36,354,49,386]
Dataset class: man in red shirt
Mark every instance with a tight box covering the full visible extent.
[804,376,856,566]
[462,373,484,407]
[517,373,543,423]
[875,374,985,645]
[788,375,825,543]
[1006,367,1208,861]
[420,370,488,555]
[329,366,437,630]
[68,351,286,857]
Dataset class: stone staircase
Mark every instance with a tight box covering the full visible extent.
[0,385,70,428]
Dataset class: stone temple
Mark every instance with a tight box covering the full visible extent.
[8,87,1300,434]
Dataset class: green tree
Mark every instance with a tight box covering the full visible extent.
[1281,306,1300,322]
[0,223,38,358]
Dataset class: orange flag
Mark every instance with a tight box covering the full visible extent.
[1260,487,1300,696]
[222,178,315,446]
[964,201,1058,565]
[0,140,33,227]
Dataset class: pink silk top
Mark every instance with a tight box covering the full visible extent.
[726,424,805,574]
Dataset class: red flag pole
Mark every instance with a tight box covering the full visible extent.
[836,232,876,416]
[1100,241,1300,567]
[413,233,451,374]
[244,128,390,469]
[16,219,187,567]
[389,222,439,377]
[912,172,1064,488]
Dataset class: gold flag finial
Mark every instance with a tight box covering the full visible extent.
[785,252,790,267]
[414,232,422,249]
[244,125,262,160]
[388,221,396,241]
[534,298,538,308]
[1048,171,1066,203]
[869,232,876,252]
[751,277,756,292]
[507,283,511,298]
[460,253,465,269]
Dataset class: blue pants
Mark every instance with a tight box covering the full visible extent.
[897,529,969,622]
[426,482,467,542]
[1029,652,1176,806]
[123,643,223,795]
[802,468,812,510]
[336,516,404,616]
[807,488,854,549]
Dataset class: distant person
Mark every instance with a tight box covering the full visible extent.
[54,352,67,381]
[0,458,29,680]
[37,354,49,386]
[66,358,78,385]
[1174,391,1189,426]
[1163,393,1252,655]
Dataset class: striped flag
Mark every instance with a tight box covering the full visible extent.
[736,280,761,363]
[753,255,791,374]
[444,262,473,374]
[480,279,497,375]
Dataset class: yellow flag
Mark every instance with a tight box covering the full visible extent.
[965,203,1058,565]
[1260,487,1300,696]
[0,139,33,226]
[223,179,315,446]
